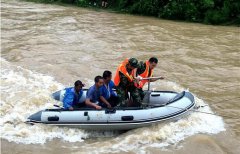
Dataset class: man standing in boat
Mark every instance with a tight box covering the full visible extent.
[114,58,142,107]
[136,57,164,99]
[101,70,118,107]
[85,76,112,110]
[63,80,85,110]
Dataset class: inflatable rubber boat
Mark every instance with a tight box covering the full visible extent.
[26,89,195,130]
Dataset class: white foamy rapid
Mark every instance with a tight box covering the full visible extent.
[1,58,225,152]
[78,82,226,153]
[0,58,89,144]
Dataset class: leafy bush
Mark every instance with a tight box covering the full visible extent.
[25,0,240,25]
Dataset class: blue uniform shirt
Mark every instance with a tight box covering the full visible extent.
[63,87,83,109]
[86,85,103,103]
[101,80,117,100]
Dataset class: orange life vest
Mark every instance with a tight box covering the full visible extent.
[137,60,153,88]
[114,58,135,86]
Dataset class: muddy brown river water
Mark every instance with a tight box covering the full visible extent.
[1,0,240,153]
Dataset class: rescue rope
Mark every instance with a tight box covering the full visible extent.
[164,105,233,119]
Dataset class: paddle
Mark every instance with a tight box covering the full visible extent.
[140,76,165,80]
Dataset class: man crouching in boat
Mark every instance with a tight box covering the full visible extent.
[114,58,142,107]
[85,76,112,110]
[63,80,86,110]
[136,57,164,99]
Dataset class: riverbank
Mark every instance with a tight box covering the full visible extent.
[23,0,240,26]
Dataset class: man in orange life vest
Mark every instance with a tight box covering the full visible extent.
[136,57,164,99]
[114,58,142,107]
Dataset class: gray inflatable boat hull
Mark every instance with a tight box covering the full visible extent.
[27,90,195,130]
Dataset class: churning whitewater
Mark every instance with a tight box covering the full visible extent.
[0,57,225,152]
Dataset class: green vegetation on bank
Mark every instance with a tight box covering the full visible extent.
[25,0,240,25]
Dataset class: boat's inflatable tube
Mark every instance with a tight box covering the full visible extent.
[27,90,195,130]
